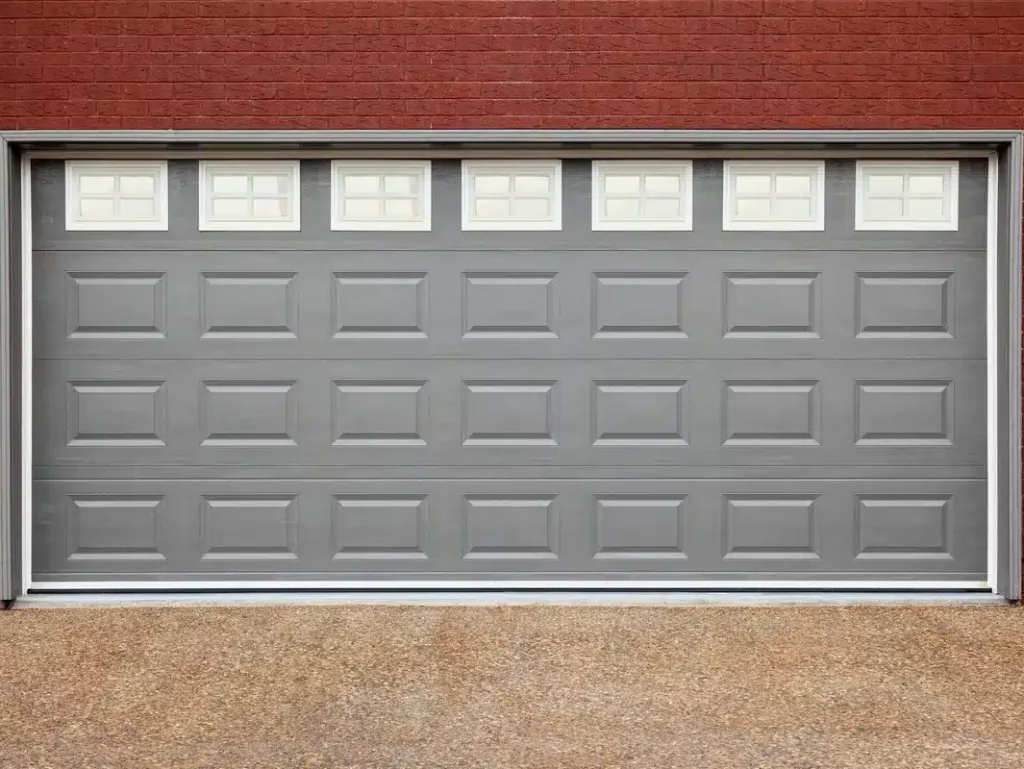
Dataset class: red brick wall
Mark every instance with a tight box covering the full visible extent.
[1,0,1024,131]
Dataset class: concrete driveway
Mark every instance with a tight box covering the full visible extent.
[1,604,1023,768]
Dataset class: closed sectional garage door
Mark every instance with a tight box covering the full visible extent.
[29,155,989,586]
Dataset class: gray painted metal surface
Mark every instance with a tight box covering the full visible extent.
[29,158,989,584]
[0,139,12,601]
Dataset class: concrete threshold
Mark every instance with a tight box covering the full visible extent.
[12,591,1008,608]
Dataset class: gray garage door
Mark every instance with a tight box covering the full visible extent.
[29,157,988,586]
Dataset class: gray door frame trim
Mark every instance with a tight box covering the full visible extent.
[1,129,1020,600]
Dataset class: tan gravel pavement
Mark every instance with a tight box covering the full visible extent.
[1,605,1024,768]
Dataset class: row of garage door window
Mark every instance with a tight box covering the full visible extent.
[64,159,960,235]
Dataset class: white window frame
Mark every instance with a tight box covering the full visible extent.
[461,160,562,231]
[65,160,169,231]
[592,161,694,231]
[198,160,301,232]
[330,160,431,231]
[855,160,959,231]
[722,160,826,232]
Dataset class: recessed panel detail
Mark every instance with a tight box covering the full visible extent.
[592,272,687,338]
[67,272,167,339]
[463,496,558,559]
[332,496,427,559]
[200,495,298,560]
[200,381,298,447]
[333,272,427,338]
[855,272,953,338]
[462,272,556,338]
[594,497,687,559]
[722,381,820,446]
[200,272,298,339]
[66,381,167,447]
[592,381,689,446]
[462,381,556,446]
[723,272,820,338]
[855,495,952,559]
[333,381,427,446]
[855,381,953,446]
[723,495,819,559]
[66,495,164,561]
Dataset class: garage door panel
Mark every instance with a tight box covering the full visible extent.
[35,358,985,468]
[32,479,986,581]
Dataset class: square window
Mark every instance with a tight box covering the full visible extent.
[592,161,693,231]
[65,161,169,231]
[462,160,562,231]
[331,161,431,231]
[856,161,958,231]
[199,161,301,231]
[723,161,825,231]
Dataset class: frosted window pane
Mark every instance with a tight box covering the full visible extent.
[643,197,683,219]
[119,198,157,220]
[514,175,550,195]
[79,175,116,195]
[252,175,285,196]
[906,197,945,220]
[513,197,551,220]
[604,175,641,195]
[211,198,249,219]
[867,174,904,197]
[80,198,115,219]
[735,197,771,219]
[212,175,249,195]
[865,197,903,221]
[475,197,512,219]
[252,197,286,219]
[344,175,380,195]
[119,175,155,196]
[383,198,416,219]
[735,174,772,195]
[383,175,415,195]
[774,175,812,196]
[643,175,681,195]
[344,198,382,219]
[907,174,945,196]
[773,197,813,220]
[474,175,511,195]
[605,198,642,219]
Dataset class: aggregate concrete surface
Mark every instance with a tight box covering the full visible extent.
[1,605,1023,769]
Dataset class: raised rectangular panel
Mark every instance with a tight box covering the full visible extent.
[592,161,693,230]
[855,381,953,446]
[200,381,298,447]
[200,495,298,560]
[723,495,819,559]
[462,381,556,446]
[594,496,687,559]
[65,160,168,231]
[722,381,820,446]
[333,381,427,446]
[462,160,562,230]
[332,496,427,559]
[592,272,687,338]
[66,381,166,447]
[723,161,825,231]
[200,272,298,339]
[591,381,689,446]
[855,495,952,559]
[462,272,556,338]
[463,496,558,559]
[855,272,953,339]
[199,160,300,231]
[66,496,164,561]
[856,161,958,231]
[333,272,427,339]
[331,160,431,231]
[67,272,166,339]
[723,272,820,338]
